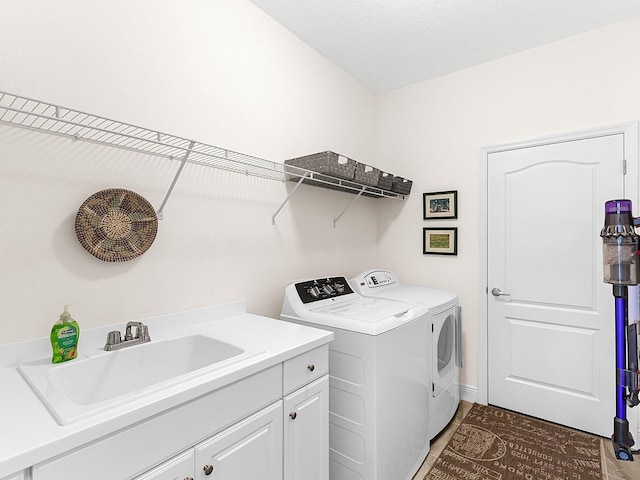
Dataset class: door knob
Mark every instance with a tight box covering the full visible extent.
[491,287,510,297]
[203,465,214,475]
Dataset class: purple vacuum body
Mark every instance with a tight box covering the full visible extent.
[601,199,640,461]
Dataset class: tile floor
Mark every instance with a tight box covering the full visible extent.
[411,401,640,480]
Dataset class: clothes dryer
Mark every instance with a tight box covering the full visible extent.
[281,276,431,480]
[350,269,461,439]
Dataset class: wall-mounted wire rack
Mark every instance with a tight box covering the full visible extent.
[0,90,406,225]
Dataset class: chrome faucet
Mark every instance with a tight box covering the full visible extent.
[104,321,151,351]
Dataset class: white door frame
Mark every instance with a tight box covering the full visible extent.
[478,121,638,428]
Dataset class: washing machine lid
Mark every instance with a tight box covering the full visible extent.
[309,295,412,320]
[282,276,428,335]
[307,296,425,335]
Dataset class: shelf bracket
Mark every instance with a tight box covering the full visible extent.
[272,174,309,225]
[333,186,366,228]
[157,140,196,220]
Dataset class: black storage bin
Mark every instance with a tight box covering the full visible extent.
[377,172,394,191]
[354,163,381,187]
[391,176,413,195]
[284,151,356,180]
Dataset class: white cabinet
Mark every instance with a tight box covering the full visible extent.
[132,373,328,480]
[284,376,329,480]
[133,402,283,480]
[32,344,330,480]
[32,365,282,480]
[134,450,194,480]
[282,345,329,480]
[194,402,283,480]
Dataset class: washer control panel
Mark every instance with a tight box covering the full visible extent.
[295,277,354,304]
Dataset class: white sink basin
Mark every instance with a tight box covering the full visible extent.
[19,335,260,425]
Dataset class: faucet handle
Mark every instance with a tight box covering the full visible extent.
[104,330,122,351]
[138,324,151,342]
[107,330,122,344]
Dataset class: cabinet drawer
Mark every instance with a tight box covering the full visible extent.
[283,345,328,395]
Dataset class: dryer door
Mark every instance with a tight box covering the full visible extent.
[432,306,457,397]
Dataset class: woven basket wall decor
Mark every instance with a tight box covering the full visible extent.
[75,188,158,262]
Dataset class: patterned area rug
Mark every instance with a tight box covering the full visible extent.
[425,403,603,480]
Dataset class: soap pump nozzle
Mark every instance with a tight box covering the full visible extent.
[60,304,73,323]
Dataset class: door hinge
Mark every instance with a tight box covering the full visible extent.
[623,159,627,175]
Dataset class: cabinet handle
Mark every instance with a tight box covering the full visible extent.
[184,477,194,480]
[289,411,297,420]
[203,464,214,475]
[307,364,315,372]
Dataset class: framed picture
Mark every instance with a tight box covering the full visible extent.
[423,190,458,220]
[423,227,458,255]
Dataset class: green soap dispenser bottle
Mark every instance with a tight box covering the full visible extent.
[51,304,80,363]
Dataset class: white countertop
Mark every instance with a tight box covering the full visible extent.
[0,301,333,478]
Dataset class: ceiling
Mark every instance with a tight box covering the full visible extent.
[248,0,640,94]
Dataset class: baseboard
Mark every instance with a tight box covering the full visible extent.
[457,383,479,404]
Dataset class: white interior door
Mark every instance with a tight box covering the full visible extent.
[487,132,636,437]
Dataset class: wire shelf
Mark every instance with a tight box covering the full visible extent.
[0,90,406,222]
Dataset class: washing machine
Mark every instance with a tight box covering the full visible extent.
[281,276,431,480]
[350,269,461,439]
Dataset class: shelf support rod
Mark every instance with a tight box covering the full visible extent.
[157,140,196,220]
[333,186,366,228]
[272,174,309,225]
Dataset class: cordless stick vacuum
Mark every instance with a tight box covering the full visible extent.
[601,199,640,461]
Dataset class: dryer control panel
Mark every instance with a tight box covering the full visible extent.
[295,277,354,304]
[361,270,396,289]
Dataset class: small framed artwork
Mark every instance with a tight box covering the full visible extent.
[423,227,458,255]
[423,190,458,220]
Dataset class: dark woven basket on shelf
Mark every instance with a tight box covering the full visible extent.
[390,176,413,195]
[377,171,394,191]
[75,188,158,262]
[354,163,381,186]
[284,151,357,180]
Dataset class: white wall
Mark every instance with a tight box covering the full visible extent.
[0,0,383,344]
[3,1,640,396]
[375,16,640,388]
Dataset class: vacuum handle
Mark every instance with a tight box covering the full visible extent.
[627,322,640,407]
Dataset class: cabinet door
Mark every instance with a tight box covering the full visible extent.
[283,375,329,480]
[194,401,282,480]
[133,450,194,480]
